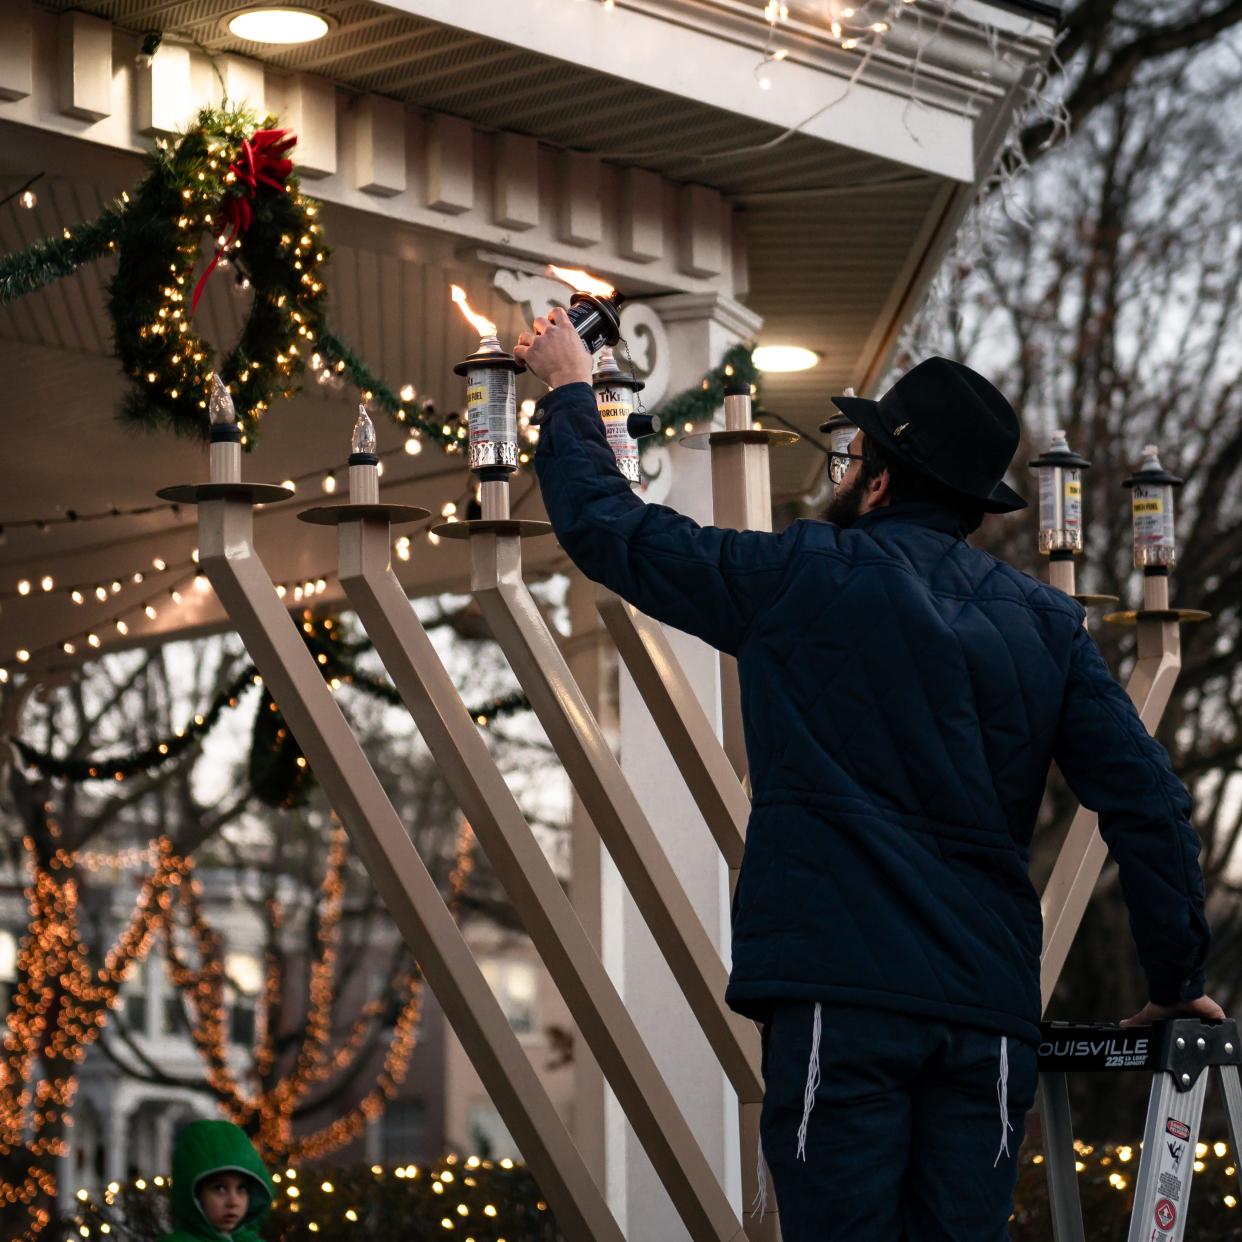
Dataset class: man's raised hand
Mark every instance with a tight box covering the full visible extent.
[513,306,592,390]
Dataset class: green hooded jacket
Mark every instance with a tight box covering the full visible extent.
[160,1120,274,1242]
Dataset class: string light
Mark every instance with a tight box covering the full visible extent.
[752,0,906,83]
[150,820,477,1166]
[0,835,190,1235]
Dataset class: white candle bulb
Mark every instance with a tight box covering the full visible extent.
[209,375,237,427]
[352,405,377,456]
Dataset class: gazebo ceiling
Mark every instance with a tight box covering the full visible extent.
[0,0,1056,672]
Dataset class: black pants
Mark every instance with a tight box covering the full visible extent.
[758,1002,1037,1240]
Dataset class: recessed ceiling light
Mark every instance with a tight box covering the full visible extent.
[752,345,819,373]
[226,7,331,44]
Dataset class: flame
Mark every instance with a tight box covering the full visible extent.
[450,285,497,338]
[547,265,615,298]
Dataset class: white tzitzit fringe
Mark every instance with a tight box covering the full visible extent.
[795,1002,823,1162]
[750,1138,769,1220]
[993,1035,1015,1167]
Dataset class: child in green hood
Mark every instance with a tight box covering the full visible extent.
[162,1119,274,1241]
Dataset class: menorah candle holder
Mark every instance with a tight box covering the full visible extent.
[592,346,658,485]
[299,420,744,1242]
[1028,430,1117,607]
[594,589,748,872]
[455,335,523,475]
[1040,443,1210,1009]
[156,393,620,1242]
[1104,445,1208,628]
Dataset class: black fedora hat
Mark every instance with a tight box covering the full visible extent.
[821,357,1027,513]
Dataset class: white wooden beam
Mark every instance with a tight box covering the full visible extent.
[619,168,664,264]
[353,94,407,197]
[369,0,1020,182]
[219,54,266,115]
[679,185,724,279]
[278,74,337,179]
[560,152,603,249]
[493,132,539,232]
[0,17,741,297]
[0,0,34,103]
[135,43,192,137]
[425,114,474,216]
[58,12,112,123]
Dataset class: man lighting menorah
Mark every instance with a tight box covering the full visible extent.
[514,309,1222,1241]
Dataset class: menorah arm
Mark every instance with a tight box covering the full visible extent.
[1039,602,1184,1011]
[468,525,764,1104]
[198,496,622,1242]
[595,586,748,876]
[335,514,746,1242]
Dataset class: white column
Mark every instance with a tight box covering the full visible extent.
[565,568,614,1190]
[105,1093,129,1184]
[610,293,763,1238]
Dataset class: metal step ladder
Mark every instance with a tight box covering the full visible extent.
[1038,1018,1242,1241]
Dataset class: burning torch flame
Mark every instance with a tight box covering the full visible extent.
[547,265,616,298]
[450,285,497,338]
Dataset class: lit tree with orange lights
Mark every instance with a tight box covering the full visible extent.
[0,641,254,1239]
[108,804,476,1168]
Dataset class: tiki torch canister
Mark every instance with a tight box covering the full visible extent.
[450,287,523,476]
[823,412,856,459]
[1123,443,1182,571]
[822,389,859,479]
[1029,429,1090,557]
[567,290,624,354]
[547,265,625,354]
[592,347,658,485]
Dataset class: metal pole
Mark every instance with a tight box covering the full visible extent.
[323,501,746,1242]
[1039,1071,1086,1242]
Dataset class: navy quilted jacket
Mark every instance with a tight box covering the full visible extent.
[534,383,1210,1044]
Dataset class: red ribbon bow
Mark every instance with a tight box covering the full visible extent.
[191,128,297,313]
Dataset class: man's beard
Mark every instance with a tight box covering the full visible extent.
[823,482,866,528]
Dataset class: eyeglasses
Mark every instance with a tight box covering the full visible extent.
[828,451,866,485]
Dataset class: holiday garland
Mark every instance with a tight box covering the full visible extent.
[655,342,764,430]
[16,615,531,800]
[0,105,762,458]
[13,663,254,782]
[0,106,430,448]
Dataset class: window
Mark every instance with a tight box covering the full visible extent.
[0,929,16,1019]
[161,993,188,1036]
[479,959,537,1035]
[225,952,262,1046]
[122,962,150,1036]
[380,1100,426,1163]
[230,999,257,1046]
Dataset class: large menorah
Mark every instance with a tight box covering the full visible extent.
[160,332,1205,1241]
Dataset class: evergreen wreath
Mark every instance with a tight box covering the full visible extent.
[0,105,763,455]
[111,105,328,445]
